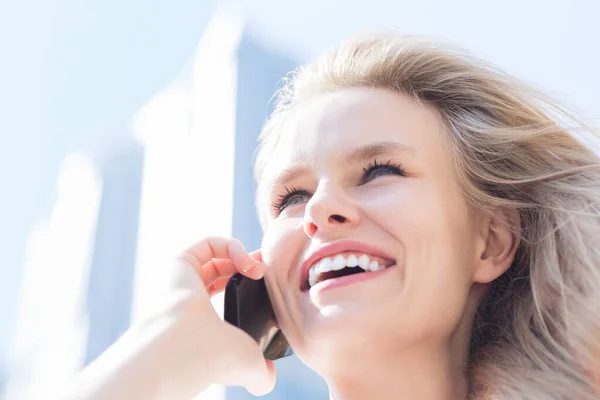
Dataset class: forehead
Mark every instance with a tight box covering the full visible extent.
[262,87,443,181]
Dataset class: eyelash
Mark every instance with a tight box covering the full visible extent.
[271,159,405,214]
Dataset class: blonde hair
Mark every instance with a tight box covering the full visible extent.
[254,33,600,399]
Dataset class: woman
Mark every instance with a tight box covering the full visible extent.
[66,33,600,399]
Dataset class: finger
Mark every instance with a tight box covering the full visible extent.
[249,249,263,263]
[245,358,277,396]
[206,276,230,296]
[179,237,252,271]
[201,259,237,287]
[201,257,264,288]
[178,237,263,282]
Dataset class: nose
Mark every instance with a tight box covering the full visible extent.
[303,182,360,238]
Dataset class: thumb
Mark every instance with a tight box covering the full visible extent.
[245,359,276,397]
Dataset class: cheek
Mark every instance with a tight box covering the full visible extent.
[364,182,476,337]
[261,218,307,344]
[360,181,449,243]
[365,179,473,270]
[261,218,301,268]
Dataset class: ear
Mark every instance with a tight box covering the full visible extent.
[473,207,521,284]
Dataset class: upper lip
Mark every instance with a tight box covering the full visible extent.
[299,240,396,291]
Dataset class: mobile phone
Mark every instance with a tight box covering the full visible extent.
[224,273,293,361]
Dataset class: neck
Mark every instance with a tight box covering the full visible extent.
[325,343,468,400]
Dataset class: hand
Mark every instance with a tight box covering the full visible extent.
[165,237,277,397]
[64,237,276,400]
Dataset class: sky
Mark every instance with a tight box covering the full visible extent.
[236,0,600,118]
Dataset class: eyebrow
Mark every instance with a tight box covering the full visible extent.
[267,141,415,189]
[348,141,415,163]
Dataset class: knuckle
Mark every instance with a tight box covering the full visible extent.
[227,238,243,253]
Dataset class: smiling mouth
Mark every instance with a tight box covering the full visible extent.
[301,252,396,291]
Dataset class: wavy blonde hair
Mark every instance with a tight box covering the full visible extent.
[254,33,600,399]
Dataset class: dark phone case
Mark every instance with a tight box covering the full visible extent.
[224,273,293,360]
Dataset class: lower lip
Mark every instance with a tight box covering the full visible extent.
[306,264,397,295]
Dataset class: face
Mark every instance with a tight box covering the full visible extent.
[258,87,482,371]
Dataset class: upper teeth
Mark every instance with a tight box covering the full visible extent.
[308,254,386,287]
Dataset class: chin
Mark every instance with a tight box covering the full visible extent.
[293,303,398,358]
[294,324,394,378]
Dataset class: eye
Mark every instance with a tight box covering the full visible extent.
[270,160,405,215]
[271,186,312,214]
[361,159,405,184]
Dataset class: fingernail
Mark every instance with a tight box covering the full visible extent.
[242,264,255,273]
